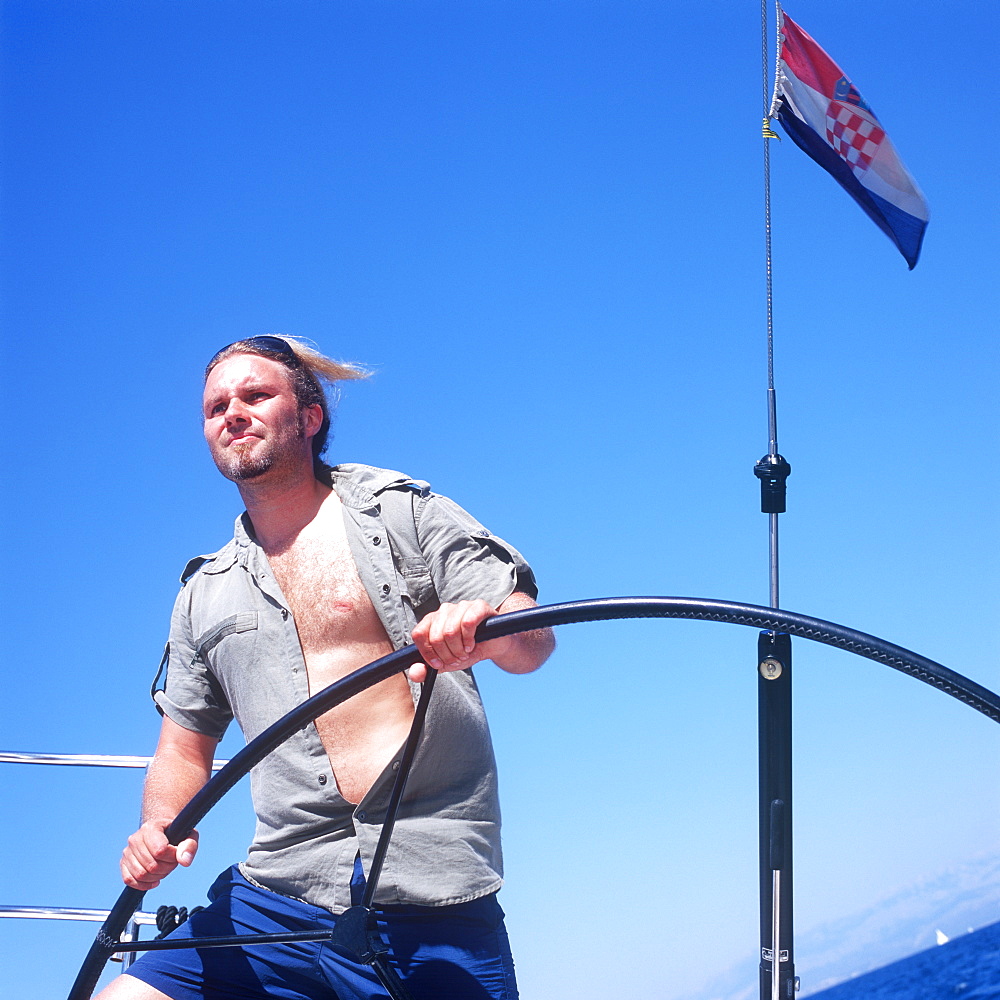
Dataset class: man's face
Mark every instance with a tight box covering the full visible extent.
[202,353,320,483]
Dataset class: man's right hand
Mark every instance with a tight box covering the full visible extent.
[120,818,198,890]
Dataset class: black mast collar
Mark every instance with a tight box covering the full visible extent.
[754,454,792,514]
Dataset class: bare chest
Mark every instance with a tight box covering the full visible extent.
[261,500,410,803]
[266,521,388,655]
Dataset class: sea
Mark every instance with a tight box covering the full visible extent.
[806,919,1000,1000]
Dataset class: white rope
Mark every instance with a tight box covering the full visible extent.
[761,0,778,398]
[768,4,785,119]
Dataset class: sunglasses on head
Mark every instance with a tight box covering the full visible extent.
[208,336,301,369]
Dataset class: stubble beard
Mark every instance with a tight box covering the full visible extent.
[212,414,308,483]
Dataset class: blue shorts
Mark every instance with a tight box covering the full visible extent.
[124,863,518,1000]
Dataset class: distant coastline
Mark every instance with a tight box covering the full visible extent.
[688,852,1000,1000]
[807,918,1000,999]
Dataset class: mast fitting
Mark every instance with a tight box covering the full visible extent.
[754,454,791,514]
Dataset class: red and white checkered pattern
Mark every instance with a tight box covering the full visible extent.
[824,102,885,175]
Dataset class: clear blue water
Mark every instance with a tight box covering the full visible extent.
[808,920,1000,999]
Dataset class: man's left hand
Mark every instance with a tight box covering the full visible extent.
[409,600,506,682]
[409,592,554,681]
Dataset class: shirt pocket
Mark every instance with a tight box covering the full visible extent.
[195,610,260,694]
[193,611,267,733]
[195,611,259,657]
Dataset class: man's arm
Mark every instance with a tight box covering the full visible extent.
[409,590,555,682]
[120,716,216,890]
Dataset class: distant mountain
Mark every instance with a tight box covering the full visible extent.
[806,918,1000,999]
[687,853,1000,1000]
[798,853,1000,994]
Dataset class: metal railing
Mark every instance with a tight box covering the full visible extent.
[0,751,230,769]
[0,750,229,971]
[0,906,158,925]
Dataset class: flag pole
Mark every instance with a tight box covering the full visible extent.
[756,3,795,999]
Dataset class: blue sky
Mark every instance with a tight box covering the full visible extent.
[1,1,997,998]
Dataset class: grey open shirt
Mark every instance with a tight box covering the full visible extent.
[152,464,537,914]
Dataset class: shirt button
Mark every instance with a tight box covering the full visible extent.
[281,609,289,620]
[356,810,367,821]
[381,584,391,595]
[372,536,381,546]
[392,760,400,771]
[318,774,327,785]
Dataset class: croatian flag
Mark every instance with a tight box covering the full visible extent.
[773,9,928,268]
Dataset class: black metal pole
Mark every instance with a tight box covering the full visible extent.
[754,410,794,1000]
[758,629,795,1000]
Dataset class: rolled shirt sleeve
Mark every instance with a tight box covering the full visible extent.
[414,493,538,609]
[151,578,235,740]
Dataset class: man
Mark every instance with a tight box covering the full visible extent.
[97,336,554,1000]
